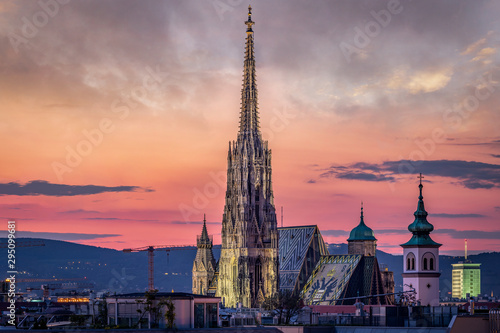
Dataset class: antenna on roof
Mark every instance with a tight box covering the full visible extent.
[465,239,468,260]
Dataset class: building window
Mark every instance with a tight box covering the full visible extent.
[406,252,415,271]
[422,252,436,271]
[194,304,205,328]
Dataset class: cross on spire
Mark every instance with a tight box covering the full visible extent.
[418,173,424,185]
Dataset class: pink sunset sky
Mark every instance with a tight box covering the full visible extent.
[1,0,499,256]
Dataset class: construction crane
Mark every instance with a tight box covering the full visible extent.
[122,245,194,291]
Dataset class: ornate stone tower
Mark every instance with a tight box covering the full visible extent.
[401,175,441,306]
[216,6,279,308]
[347,204,377,256]
[192,215,216,295]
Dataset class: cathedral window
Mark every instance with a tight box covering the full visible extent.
[255,259,262,288]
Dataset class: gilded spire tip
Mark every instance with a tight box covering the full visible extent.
[245,4,254,33]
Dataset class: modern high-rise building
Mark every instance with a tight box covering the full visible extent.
[452,250,481,299]
[401,176,441,306]
[215,6,279,308]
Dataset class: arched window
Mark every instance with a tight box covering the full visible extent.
[422,252,436,271]
[406,252,416,271]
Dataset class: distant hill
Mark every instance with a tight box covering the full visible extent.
[1,238,498,298]
[0,238,207,294]
[327,244,499,298]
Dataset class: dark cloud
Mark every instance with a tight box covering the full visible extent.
[170,220,219,225]
[435,229,500,240]
[374,229,408,235]
[431,213,487,218]
[336,172,395,182]
[84,217,160,222]
[445,139,500,146]
[0,231,120,241]
[323,227,500,240]
[320,230,349,237]
[307,179,316,184]
[495,206,500,211]
[492,154,500,158]
[318,159,500,189]
[61,209,100,214]
[0,180,153,196]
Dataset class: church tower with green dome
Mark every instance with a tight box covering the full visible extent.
[401,174,441,306]
[347,203,377,256]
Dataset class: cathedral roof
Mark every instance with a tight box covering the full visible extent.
[301,255,391,306]
[401,175,441,247]
[347,205,376,241]
[278,226,329,291]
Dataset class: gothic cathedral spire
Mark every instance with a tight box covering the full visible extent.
[216,6,279,308]
[192,214,216,295]
[239,5,260,137]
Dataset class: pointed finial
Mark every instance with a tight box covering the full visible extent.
[360,201,365,224]
[246,4,254,33]
[417,173,424,199]
[203,213,206,224]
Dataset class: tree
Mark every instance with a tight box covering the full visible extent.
[164,297,176,329]
[263,290,303,325]
[93,298,108,328]
[70,314,87,327]
[136,289,168,328]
